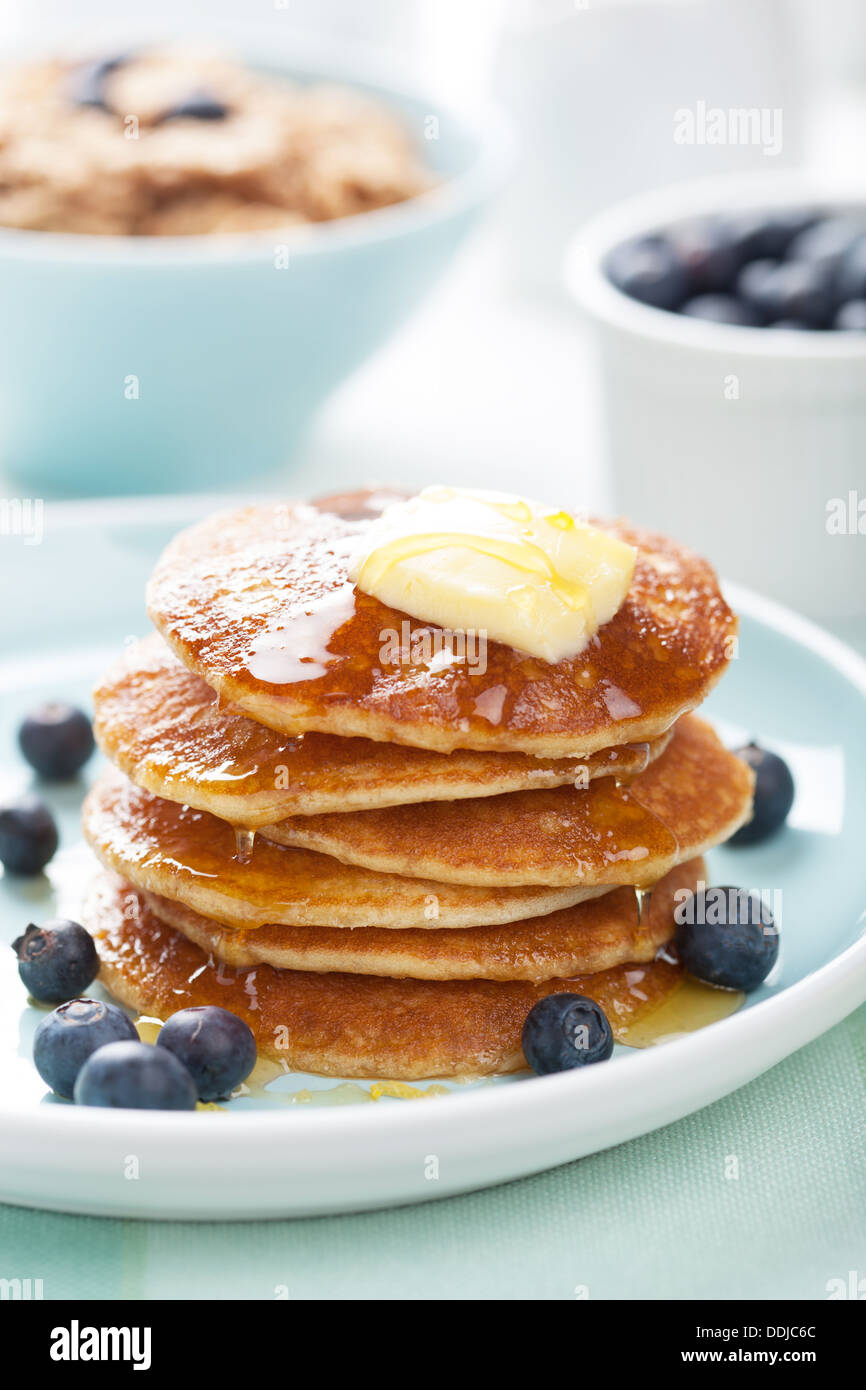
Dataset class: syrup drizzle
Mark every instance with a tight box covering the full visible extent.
[236,1060,451,1106]
[619,975,744,1047]
[635,884,652,929]
[601,682,642,720]
[131,966,743,1107]
[132,1020,452,1107]
[233,827,256,865]
[246,582,356,686]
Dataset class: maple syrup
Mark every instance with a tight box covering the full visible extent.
[618,974,744,1047]
[233,827,256,864]
[246,581,356,686]
[147,499,737,754]
[133,1021,453,1107]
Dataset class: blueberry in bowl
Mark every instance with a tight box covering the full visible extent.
[566,177,866,622]
[603,234,689,310]
[739,258,836,328]
[834,299,866,331]
[723,207,818,262]
[668,217,743,294]
[787,214,866,275]
[603,204,866,331]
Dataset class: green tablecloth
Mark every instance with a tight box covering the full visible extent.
[2,1004,864,1300]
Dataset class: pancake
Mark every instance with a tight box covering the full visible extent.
[90,875,686,1078]
[261,716,753,887]
[146,495,736,756]
[94,635,670,826]
[82,769,608,930]
[140,857,705,981]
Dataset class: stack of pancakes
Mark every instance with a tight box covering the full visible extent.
[82,491,753,1079]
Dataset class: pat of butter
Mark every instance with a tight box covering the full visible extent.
[347,486,636,663]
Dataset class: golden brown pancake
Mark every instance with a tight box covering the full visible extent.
[261,716,753,887]
[146,497,736,756]
[94,635,670,826]
[82,769,608,930]
[91,875,686,1078]
[140,857,705,982]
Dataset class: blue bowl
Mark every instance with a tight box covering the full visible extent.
[0,48,508,496]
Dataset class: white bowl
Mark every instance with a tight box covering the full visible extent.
[564,171,866,622]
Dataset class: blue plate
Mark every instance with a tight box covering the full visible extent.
[0,498,864,1218]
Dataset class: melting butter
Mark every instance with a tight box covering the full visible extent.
[347,486,636,663]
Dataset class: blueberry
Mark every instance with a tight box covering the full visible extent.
[720,211,777,265]
[772,260,838,325]
[74,1040,197,1110]
[735,258,781,322]
[737,259,835,327]
[765,318,812,331]
[787,214,866,271]
[158,89,229,123]
[67,54,127,112]
[729,742,795,845]
[522,993,613,1075]
[669,219,741,294]
[12,918,98,1003]
[0,796,58,875]
[680,294,761,326]
[33,997,138,1099]
[675,886,778,991]
[156,1005,256,1100]
[725,208,819,262]
[18,702,94,780]
[835,237,866,303]
[834,299,866,331]
[605,234,689,310]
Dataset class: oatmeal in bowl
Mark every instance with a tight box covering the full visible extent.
[0,48,434,237]
[0,42,506,493]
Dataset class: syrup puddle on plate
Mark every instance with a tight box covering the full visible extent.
[236,1055,452,1106]
[132,981,745,1117]
[619,975,745,1048]
[134,1019,452,1108]
[133,976,744,1110]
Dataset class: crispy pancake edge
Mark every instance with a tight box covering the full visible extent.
[81,769,607,929]
[259,716,753,886]
[138,856,705,981]
[92,876,689,1078]
[94,636,672,825]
